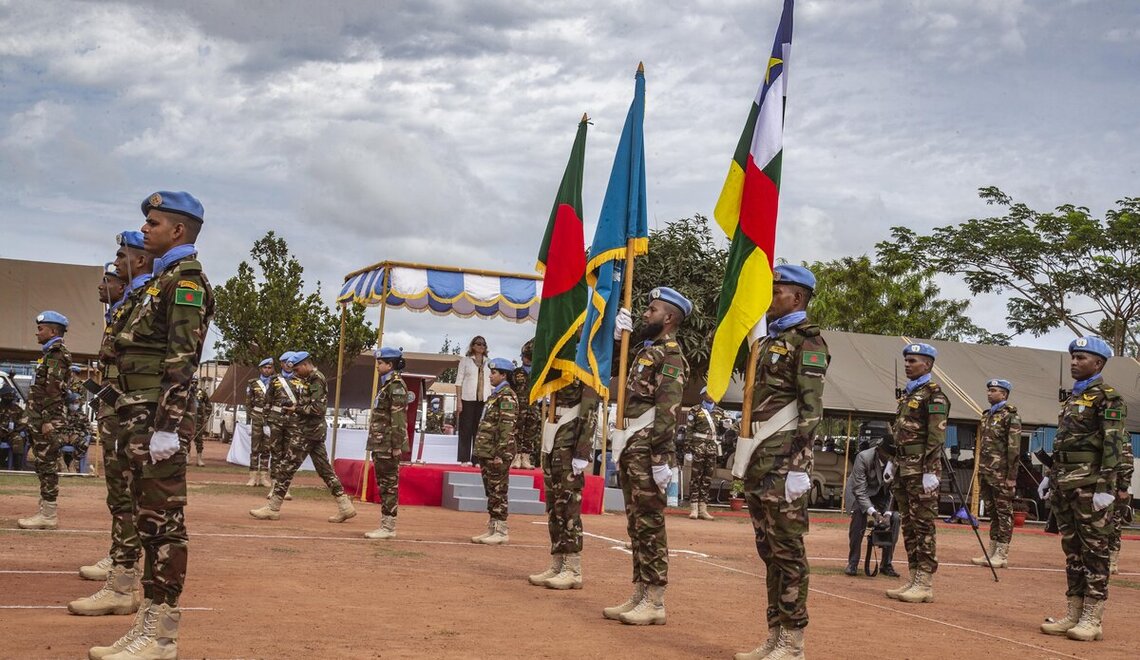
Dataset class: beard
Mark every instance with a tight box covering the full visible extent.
[633,320,665,344]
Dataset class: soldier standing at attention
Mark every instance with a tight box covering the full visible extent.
[1039,336,1126,642]
[89,191,213,660]
[971,378,1021,569]
[245,358,274,487]
[510,339,541,469]
[17,310,72,530]
[470,357,519,545]
[364,347,408,540]
[885,343,949,606]
[191,381,211,466]
[1108,406,1134,576]
[686,386,727,521]
[250,352,356,524]
[603,286,690,627]
[0,386,31,470]
[424,398,445,434]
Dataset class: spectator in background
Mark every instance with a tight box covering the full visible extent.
[455,335,491,465]
[844,437,900,577]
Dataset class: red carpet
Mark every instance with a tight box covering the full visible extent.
[334,459,606,514]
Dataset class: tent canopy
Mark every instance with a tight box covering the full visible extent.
[337,260,541,322]
[0,258,105,361]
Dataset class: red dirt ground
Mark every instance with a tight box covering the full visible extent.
[1,441,1137,659]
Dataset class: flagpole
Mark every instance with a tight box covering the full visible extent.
[736,339,762,458]
[330,303,348,461]
[359,268,391,503]
[613,239,639,431]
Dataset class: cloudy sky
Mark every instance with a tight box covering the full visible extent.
[2,0,1138,362]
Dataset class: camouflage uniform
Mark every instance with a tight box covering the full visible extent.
[424,408,445,434]
[266,372,301,485]
[246,376,271,472]
[273,368,345,499]
[744,319,828,630]
[367,374,409,517]
[620,333,688,586]
[61,402,91,469]
[685,403,727,504]
[28,338,72,502]
[544,380,597,554]
[0,399,31,470]
[475,382,518,520]
[891,381,950,576]
[977,402,1021,544]
[114,252,213,606]
[511,367,541,464]
[1108,429,1134,558]
[192,387,211,453]
[1046,378,1125,602]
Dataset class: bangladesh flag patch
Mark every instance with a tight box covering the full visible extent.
[175,287,204,307]
[928,403,948,414]
[661,363,682,380]
[802,351,827,367]
[1105,408,1123,420]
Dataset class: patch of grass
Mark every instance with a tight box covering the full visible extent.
[1110,578,1139,590]
[187,483,330,500]
[811,566,850,577]
[270,546,300,554]
[372,546,426,560]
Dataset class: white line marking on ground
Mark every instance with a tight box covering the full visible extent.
[0,606,215,611]
[686,557,1088,660]
[0,570,74,575]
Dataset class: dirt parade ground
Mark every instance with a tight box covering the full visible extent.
[1,443,1137,659]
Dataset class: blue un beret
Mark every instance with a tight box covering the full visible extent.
[104,263,127,282]
[903,342,937,360]
[1069,336,1113,360]
[36,310,69,328]
[258,358,274,368]
[141,191,204,224]
[291,351,312,365]
[488,357,515,373]
[986,378,1013,393]
[649,286,693,318]
[117,230,146,250]
[279,351,296,365]
[773,264,816,291]
[375,347,403,360]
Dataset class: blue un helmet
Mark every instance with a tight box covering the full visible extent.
[1068,336,1113,361]
[36,310,69,329]
[488,357,515,374]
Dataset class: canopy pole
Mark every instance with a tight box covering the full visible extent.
[970,420,983,516]
[840,413,853,513]
[330,303,349,461]
[613,239,639,430]
[359,269,391,502]
[415,379,427,463]
[598,393,610,476]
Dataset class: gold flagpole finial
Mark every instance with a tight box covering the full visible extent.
[637,61,645,74]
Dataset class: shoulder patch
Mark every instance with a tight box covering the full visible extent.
[908,400,919,409]
[500,398,516,411]
[665,341,679,348]
[177,280,201,291]
[175,287,204,307]
[661,363,682,380]
[1105,408,1123,421]
[928,403,948,414]
[146,286,161,296]
[769,345,788,356]
[801,351,826,367]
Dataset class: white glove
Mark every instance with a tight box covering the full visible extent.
[867,507,878,516]
[922,473,939,494]
[571,458,589,475]
[784,471,811,502]
[148,431,180,462]
[1092,492,1114,511]
[1037,477,1050,499]
[882,461,894,482]
[614,307,633,340]
[263,425,271,436]
[651,464,672,490]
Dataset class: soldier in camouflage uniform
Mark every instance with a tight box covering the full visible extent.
[510,339,541,469]
[59,391,91,473]
[885,342,950,607]
[971,378,1021,569]
[528,378,597,589]
[470,357,519,545]
[189,380,211,466]
[251,352,356,523]
[602,286,690,627]
[1107,418,1133,576]
[424,399,445,434]
[265,351,301,501]
[686,386,727,521]
[17,310,72,530]
[0,385,31,471]
[245,358,274,487]
[1039,336,1126,642]
[732,265,828,660]
[364,347,409,540]
[89,191,213,660]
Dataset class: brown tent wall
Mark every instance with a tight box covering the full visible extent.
[0,258,105,361]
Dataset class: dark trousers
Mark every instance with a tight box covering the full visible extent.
[456,400,484,464]
[847,497,896,569]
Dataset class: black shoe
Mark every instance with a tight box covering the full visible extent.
[881,565,900,577]
[844,564,857,576]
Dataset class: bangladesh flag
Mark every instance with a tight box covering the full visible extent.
[530,115,591,403]
[707,0,794,402]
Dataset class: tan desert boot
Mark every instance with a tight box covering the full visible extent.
[80,556,113,581]
[364,515,397,540]
[103,601,179,660]
[1041,595,1084,635]
[698,503,715,520]
[17,499,58,530]
[250,495,283,520]
[970,540,996,566]
[471,520,494,543]
[886,570,917,599]
[898,569,934,603]
[619,584,666,625]
[1065,598,1106,641]
[733,625,780,660]
[544,553,582,590]
[244,472,258,487]
[689,502,699,519]
[69,565,140,616]
[88,598,152,659]
[762,626,805,660]
[483,519,510,545]
[529,554,564,585]
[328,494,357,523]
[603,583,646,620]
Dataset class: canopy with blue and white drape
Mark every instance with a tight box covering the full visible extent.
[337,263,540,322]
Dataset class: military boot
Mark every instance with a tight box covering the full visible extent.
[17,498,58,530]
[520,454,534,469]
[528,554,564,586]
[619,584,666,625]
[603,583,646,620]
[195,450,205,467]
[89,598,151,659]
[1108,550,1119,575]
[1041,595,1084,635]
[1066,598,1106,641]
[364,515,397,540]
[328,494,357,523]
[886,569,917,599]
[992,542,1010,568]
[471,520,494,544]
[510,455,522,469]
[250,495,283,520]
[68,565,140,616]
[971,540,996,566]
[103,601,179,660]
[689,502,700,519]
[762,626,805,660]
[698,502,715,520]
[244,472,258,487]
[898,569,933,603]
[80,556,114,581]
[483,519,510,545]
[732,625,780,660]
[284,488,293,501]
[259,472,272,488]
[544,553,582,590]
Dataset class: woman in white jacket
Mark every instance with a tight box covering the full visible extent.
[455,335,492,464]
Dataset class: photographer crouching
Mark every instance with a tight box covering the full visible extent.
[844,437,900,577]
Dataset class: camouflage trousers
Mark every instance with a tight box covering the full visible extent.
[99,413,140,567]
[480,459,511,521]
[267,421,294,484]
[273,428,345,500]
[118,403,188,607]
[248,417,269,472]
[689,449,717,504]
[1052,485,1111,600]
[744,468,810,629]
[1108,497,1129,553]
[544,448,585,554]
[893,474,938,573]
[29,425,61,502]
[192,429,205,454]
[979,476,1014,544]
[619,450,669,586]
[1,433,27,470]
[515,406,541,461]
[372,452,401,517]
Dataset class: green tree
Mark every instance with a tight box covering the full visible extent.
[878,187,1140,355]
[212,231,375,368]
[437,336,462,384]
